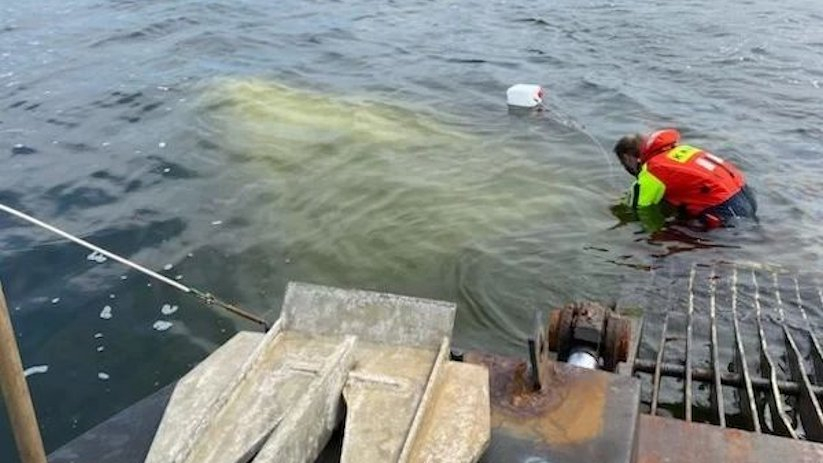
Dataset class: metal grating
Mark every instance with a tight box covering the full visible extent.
[631,260,823,441]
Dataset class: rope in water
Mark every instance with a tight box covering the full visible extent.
[538,101,619,189]
[0,203,269,331]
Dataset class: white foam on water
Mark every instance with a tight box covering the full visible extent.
[161,304,178,315]
[99,305,113,319]
[23,365,49,377]
[153,320,173,331]
[86,251,107,263]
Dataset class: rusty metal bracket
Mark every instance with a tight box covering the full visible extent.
[527,310,550,391]
[542,302,631,376]
[465,350,641,463]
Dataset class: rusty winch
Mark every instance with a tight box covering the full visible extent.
[546,301,631,372]
[515,301,633,392]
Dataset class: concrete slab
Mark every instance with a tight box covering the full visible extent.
[182,332,352,463]
[401,361,490,463]
[145,283,474,463]
[340,342,439,463]
[282,282,455,350]
[253,336,355,463]
[145,331,264,463]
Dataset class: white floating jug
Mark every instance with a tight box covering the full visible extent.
[506,84,544,108]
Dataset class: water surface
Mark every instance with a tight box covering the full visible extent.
[2,0,823,458]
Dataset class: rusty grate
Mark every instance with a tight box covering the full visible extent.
[630,261,823,441]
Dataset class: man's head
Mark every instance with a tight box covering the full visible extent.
[614,134,643,176]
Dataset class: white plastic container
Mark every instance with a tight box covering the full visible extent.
[506,84,544,108]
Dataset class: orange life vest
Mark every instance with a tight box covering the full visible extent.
[644,145,745,216]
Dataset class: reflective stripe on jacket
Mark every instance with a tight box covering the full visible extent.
[627,145,745,216]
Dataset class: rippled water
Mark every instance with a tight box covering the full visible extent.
[2,0,823,458]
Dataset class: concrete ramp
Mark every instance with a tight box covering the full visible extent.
[340,342,440,462]
[145,331,264,463]
[401,361,490,463]
[283,282,464,463]
[147,282,489,463]
[252,335,356,463]
[183,333,355,463]
[281,282,455,349]
[146,323,356,463]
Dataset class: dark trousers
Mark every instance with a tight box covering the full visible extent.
[702,185,758,226]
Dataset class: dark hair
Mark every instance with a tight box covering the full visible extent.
[613,134,643,159]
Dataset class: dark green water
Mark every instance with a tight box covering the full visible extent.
[2,0,823,459]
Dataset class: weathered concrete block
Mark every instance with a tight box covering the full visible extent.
[171,330,351,463]
[401,361,490,463]
[147,283,483,463]
[282,282,455,350]
[253,336,356,463]
[340,343,439,463]
[145,331,264,463]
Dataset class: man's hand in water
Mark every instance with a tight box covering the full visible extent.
[609,202,668,233]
